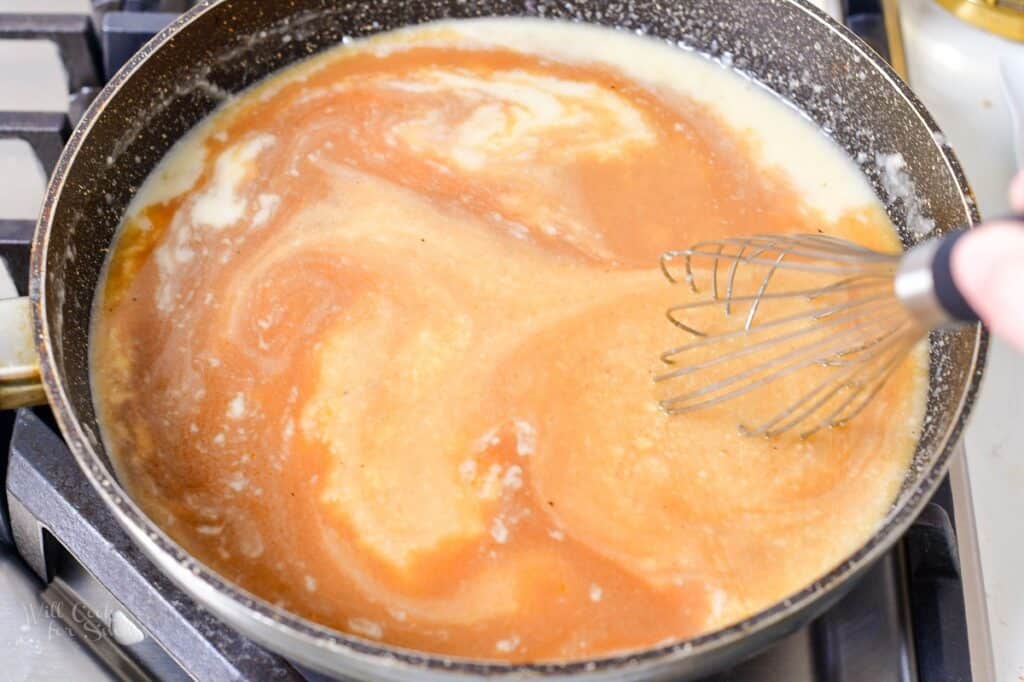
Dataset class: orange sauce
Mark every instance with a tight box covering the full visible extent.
[91,21,925,662]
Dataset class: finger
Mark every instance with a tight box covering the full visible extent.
[1009,171,1024,213]
[950,222,1024,352]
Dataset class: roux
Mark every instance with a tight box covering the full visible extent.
[91,19,926,662]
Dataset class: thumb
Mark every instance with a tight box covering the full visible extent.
[950,222,1024,352]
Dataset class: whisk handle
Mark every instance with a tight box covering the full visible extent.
[931,230,979,323]
[896,229,979,329]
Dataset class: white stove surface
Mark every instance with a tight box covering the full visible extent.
[0,544,110,681]
[0,36,63,225]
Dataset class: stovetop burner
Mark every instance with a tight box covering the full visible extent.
[0,1,977,680]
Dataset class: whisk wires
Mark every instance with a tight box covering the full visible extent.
[656,234,918,438]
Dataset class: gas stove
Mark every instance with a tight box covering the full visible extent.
[0,2,985,680]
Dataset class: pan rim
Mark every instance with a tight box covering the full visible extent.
[29,0,988,677]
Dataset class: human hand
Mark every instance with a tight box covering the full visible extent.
[949,172,1024,352]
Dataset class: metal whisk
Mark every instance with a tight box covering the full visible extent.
[655,231,978,438]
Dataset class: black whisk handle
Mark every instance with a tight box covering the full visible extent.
[931,229,979,324]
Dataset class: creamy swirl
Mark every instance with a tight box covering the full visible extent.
[91,19,925,662]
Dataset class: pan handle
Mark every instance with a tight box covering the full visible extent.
[0,296,46,409]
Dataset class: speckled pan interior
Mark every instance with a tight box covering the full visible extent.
[31,1,985,679]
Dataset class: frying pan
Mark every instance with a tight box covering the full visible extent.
[0,0,987,679]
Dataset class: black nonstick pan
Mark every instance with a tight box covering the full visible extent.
[0,1,986,679]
